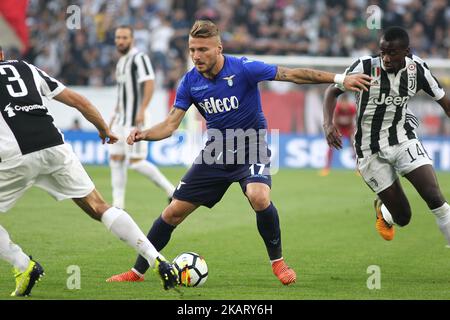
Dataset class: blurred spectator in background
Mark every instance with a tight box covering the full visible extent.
[20,0,450,90]
[70,118,82,131]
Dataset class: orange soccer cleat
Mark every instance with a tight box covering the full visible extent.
[374,198,395,241]
[272,259,296,285]
[106,269,144,282]
[319,168,330,177]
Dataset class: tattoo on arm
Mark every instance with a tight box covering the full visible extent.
[275,66,327,83]
[275,67,289,81]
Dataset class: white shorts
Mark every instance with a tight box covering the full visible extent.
[0,144,95,213]
[357,139,433,194]
[108,124,148,159]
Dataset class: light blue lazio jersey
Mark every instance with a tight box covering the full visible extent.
[174,55,277,133]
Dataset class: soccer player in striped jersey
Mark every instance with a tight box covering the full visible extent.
[106,20,371,284]
[109,26,174,209]
[323,27,450,247]
[0,46,178,296]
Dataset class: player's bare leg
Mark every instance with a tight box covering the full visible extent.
[107,199,198,282]
[404,165,450,247]
[73,189,178,289]
[245,183,296,285]
[375,179,411,240]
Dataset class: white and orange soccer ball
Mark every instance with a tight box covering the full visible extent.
[172,252,208,287]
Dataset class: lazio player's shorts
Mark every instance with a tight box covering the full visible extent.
[0,143,95,212]
[173,140,272,208]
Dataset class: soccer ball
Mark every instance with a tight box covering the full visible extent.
[172,252,208,287]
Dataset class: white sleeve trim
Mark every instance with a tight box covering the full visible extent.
[45,84,66,99]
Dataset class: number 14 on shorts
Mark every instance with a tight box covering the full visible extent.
[406,142,430,163]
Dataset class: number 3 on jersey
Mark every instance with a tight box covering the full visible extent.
[0,65,29,97]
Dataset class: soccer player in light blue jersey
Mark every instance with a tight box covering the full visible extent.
[107,20,371,285]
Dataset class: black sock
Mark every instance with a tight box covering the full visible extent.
[255,202,282,261]
[133,215,176,274]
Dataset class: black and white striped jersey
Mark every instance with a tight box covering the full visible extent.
[115,47,155,127]
[0,60,65,162]
[337,54,445,158]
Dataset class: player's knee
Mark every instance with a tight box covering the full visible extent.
[246,190,270,211]
[129,158,144,165]
[110,154,125,162]
[162,204,187,226]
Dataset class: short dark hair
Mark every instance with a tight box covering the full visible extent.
[382,26,409,48]
[116,25,134,37]
[190,20,220,39]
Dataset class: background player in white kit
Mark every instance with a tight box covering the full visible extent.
[0,46,178,296]
[110,26,174,209]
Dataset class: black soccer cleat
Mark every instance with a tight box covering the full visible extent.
[154,257,179,290]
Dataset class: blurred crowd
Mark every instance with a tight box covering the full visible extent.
[17,0,450,88]
[4,0,449,136]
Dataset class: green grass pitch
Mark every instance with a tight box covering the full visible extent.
[1,166,449,300]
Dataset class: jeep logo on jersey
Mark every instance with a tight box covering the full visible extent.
[198,96,239,114]
[371,93,410,107]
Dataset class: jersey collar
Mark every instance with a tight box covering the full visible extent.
[123,47,139,58]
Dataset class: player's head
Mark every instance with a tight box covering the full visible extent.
[380,26,410,73]
[188,20,223,74]
[0,45,4,61]
[115,25,134,55]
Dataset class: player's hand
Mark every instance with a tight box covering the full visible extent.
[127,128,144,145]
[343,73,371,92]
[99,129,119,144]
[323,123,343,149]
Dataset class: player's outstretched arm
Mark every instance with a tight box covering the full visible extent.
[274,66,371,92]
[54,88,118,144]
[323,85,345,150]
[127,107,186,145]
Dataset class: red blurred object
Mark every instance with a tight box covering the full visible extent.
[0,0,29,53]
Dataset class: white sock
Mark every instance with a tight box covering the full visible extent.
[131,268,144,277]
[270,257,284,264]
[0,225,30,272]
[431,203,450,245]
[110,159,127,209]
[101,207,163,267]
[130,160,175,197]
[381,204,395,225]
